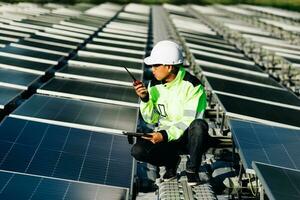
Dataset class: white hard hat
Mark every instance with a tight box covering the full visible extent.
[144,40,184,65]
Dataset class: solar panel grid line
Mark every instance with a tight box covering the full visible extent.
[196,60,266,76]
[202,71,283,90]
[0,120,28,167]
[24,125,49,173]
[213,90,300,111]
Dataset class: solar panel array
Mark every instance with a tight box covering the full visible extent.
[1,2,300,199]
[0,2,152,199]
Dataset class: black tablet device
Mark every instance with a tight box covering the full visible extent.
[122,131,151,137]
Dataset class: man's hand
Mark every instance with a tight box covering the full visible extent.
[142,132,163,144]
[134,81,149,101]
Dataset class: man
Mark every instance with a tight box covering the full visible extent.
[131,40,209,186]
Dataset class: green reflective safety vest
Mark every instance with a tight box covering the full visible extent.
[140,67,207,142]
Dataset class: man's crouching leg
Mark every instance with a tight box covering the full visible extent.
[186,119,210,185]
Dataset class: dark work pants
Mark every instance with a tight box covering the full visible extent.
[131,119,209,172]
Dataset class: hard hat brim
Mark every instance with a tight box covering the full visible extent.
[144,56,158,65]
[144,56,183,65]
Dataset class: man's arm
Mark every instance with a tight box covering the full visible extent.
[134,82,160,124]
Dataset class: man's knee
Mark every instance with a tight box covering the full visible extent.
[131,143,146,161]
[190,119,208,132]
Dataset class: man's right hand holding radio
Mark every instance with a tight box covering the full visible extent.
[133,81,149,102]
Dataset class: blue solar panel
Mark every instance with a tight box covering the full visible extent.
[11,94,138,132]
[0,117,134,188]
[0,87,23,109]
[0,170,128,200]
[230,119,300,173]
[253,162,300,200]
[38,77,139,105]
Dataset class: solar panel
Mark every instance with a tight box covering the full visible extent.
[0,54,54,75]
[252,162,300,200]
[220,94,300,128]
[185,38,236,51]
[0,170,128,200]
[29,35,80,47]
[230,119,300,173]
[194,53,254,68]
[16,40,74,54]
[71,55,143,70]
[57,64,142,86]
[11,94,138,133]
[96,35,146,45]
[0,117,134,188]
[82,47,144,59]
[201,66,281,88]
[0,87,23,110]
[206,76,300,107]
[0,46,63,63]
[89,40,145,51]
[0,68,41,90]
[38,77,139,107]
